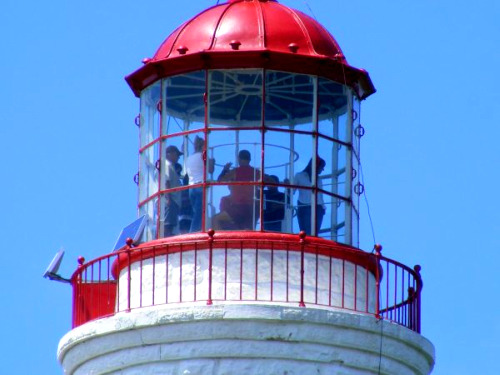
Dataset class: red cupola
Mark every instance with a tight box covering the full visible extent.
[126,0,375,98]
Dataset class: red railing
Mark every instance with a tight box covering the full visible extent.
[71,232,422,333]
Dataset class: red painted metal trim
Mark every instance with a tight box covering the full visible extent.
[109,231,378,279]
[127,52,374,99]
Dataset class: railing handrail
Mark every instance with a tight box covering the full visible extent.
[71,232,423,333]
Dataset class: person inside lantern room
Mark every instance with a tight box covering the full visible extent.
[185,136,214,232]
[212,149,261,230]
[263,175,288,232]
[294,157,326,236]
[171,161,193,234]
[163,145,183,236]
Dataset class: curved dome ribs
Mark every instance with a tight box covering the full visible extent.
[210,1,237,51]
[126,0,375,99]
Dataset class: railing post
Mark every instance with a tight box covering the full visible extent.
[408,287,415,330]
[126,238,134,312]
[299,231,306,307]
[207,229,215,305]
[73,256,85,328]
[374,244,382,319]
[414,264,422,333]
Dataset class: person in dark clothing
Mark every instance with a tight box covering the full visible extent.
[263,175,286,232]
[175,163,193,234]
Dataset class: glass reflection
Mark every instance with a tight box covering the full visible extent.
[139,199,157,242]
[161,140,184,237]
[319,195,347,242]
[209,70,262,127]
[318,136,348,198]
[289,133,314,186]
[263,176,289,232]
[318,78,349,142]
[215,146,262,231]
[139,144,159,202]
[263,130,298,184]
[140,81,161,147]
[207,185,260,231]
[351,153,360,211]
[208,129,262,182]
[352,95,361,154]
[294,158,326,236]
[265,71,314,131]
[163,71,206,135]
[185,135,211,232]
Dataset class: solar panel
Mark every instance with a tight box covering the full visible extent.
[112,215,147,252]
[43,249,65,278]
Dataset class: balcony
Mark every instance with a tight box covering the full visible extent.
[70,231,422,333]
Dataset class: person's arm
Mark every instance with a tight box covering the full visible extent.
[218,162,233,181]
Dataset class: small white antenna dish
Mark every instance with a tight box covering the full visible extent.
[43,249,71,284]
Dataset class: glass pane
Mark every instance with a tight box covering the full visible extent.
[184,186,204,233]
[206,185,260,231]
[180,132,210,233]
[140,81,161,147]
[161,136,185,192]
[318,136,348,198]
[319,195,347,243]
[352,94,361,154]
[158,136,186,238]
[184,132,210,185]
[290,133,314,187]
[318,78,349,142]
[158,192,178,237]
[160,136,193,235]
[265,71,314,131]
[139,199,158,242]
[352,152,360,210]
[163,71,206,135]
[292,187,325,236]
[209,69,263,128]
[139,143,159,203]
[263,179,290,232]
[208,129,262,183]
[352,205,359,247]
[263,130,298,184]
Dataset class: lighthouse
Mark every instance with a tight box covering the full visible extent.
[57,1,435,374]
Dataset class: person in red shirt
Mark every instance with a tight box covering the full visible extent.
[213,150,261,230]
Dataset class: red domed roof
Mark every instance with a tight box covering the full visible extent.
[126,0,375,98]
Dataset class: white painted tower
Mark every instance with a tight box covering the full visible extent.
[58,1,435,374]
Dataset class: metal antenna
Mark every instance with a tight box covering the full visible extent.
[303,0,318,21]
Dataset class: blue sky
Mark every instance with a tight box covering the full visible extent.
[1,0,499,374]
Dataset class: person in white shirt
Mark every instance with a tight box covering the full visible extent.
[294,157,326,236]
[185,136,214,232]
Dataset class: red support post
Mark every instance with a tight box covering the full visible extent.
[299,231,306,307]
[207,229,214,305]
[270,242,274,302]
[126,249,132,312]
[374,244,382,320]
[414,264,422,333]
[152,246,156,306]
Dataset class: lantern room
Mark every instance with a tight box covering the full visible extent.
[126,0,375,246]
